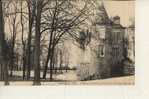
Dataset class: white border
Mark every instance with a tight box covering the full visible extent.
[0,0,149,99]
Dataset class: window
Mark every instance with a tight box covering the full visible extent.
[114,32,118,43]
[112,47,119,60]
[99,28,105,39]
[113,32,121,43]
[79,30,91,49]
[117,32,121,42]
[79,31,86,49]
[98,45,105,57]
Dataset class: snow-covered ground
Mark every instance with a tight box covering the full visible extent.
[55,71,79,81]
[0,75,134,86]
[7,70,79,81]
[42,75,135,85]
[0,70,135,85]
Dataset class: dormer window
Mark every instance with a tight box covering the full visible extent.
[99,28,105,39]
[79,30,91,50]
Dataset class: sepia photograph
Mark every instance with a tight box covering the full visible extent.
[0,0,135,86]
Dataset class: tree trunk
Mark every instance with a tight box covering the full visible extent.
[22,48,26,80]
[26,1,36,80]
[42,29,55,79]
[42,44,52,79]
[20,1,26,80]
[50,48,55,80]
[3,62,9,85]
[49,55,53,80]
[59,50,63,74]
[10,42,15,77]
[0,0,9,85]
[26,29,32,80]
[33,1,42,85]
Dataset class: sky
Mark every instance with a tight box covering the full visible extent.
[5,0,135,38]
[104,0,135,27]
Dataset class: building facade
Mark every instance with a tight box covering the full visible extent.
[123,24,135,75]
[51,0,130,80]
[60,1,126,80]
[125,25,135,63]
[110,16,125,76]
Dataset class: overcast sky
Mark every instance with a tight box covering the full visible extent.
[104,0,135,27]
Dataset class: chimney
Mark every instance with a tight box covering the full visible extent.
[113,16,120,24]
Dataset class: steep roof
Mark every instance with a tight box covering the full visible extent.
[111,23,125,29]
[94,0,111,25]
[129,24,135,28]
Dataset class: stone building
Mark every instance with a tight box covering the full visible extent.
[125,24,135,63]
[123,24,135,75]
[60,1,126,80]
[110,16,125,76]
[36,0,128,80]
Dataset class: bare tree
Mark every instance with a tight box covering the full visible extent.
[41,0,92,80]
[0,0,101,84]
[20,0,27,80]
[25,0,36,80]
[0,0,9,85]
[33,0,50,85]
[6,0,20,77]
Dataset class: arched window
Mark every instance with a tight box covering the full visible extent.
[98,45,105,57]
